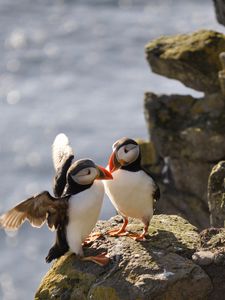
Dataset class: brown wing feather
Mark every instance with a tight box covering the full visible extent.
[0,191,68,231]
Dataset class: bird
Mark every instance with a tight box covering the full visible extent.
[103,137,160,240]
[0,134,113,266]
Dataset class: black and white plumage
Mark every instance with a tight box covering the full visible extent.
[104,137,160,240]
[0,134,112,265]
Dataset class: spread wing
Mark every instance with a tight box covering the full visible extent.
[52,133,74,197]
[0,191,69,231]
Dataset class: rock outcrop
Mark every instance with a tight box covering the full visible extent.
[144,30,225,228]
[35,215,214,300]
[194,227,225,300]
[146,30,225,93]
[208,161,225,227]
[213,0,225,26]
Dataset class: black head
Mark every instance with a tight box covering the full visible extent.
[108,137,141,172]
[65,158,112,195]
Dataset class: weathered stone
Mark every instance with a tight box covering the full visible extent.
[208,161,225,227]
[145,30,225,92]
[35,215,212,300]
[136,139,158,166]
[192,251,215,266]
[213,0,225,26]
[155,184,210,229]
[144,92,225,162]
[144,88,225,228]
[199,227,225,300]
[218,52,225,95]
[170,158,213,199]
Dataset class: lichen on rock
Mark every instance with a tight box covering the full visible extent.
[35,215,212,300]
[143,29,225,229]
[145,30,225,92]
[208,161,225,227]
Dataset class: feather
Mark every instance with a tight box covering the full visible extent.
[0,191,69,231]
[52,133,74,171]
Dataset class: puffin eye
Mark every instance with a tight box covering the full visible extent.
[124,144,136,153]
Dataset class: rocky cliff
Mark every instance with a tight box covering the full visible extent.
[35,214,225,300]
[35,215,214,300]
[35,20,225,300]
[143,30,225,228]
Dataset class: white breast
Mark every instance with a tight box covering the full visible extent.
[66,181,104,255]
[104,169,154,223]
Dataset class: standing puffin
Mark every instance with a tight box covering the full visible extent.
[104,137,160,240]
[0,134,112,265]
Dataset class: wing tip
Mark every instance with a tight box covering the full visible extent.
[52,133,69,147]
[0,213,18,231]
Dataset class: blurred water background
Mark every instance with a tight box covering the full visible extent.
[0,0,223,299]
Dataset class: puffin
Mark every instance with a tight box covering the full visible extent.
[0,134,113,265]
[103,137,160,240]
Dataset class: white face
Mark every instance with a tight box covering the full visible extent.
[71,167,98,185]
[116,143,140,165]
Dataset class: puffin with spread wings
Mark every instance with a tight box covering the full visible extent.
[104,137,160,240]
[0,134,112,265]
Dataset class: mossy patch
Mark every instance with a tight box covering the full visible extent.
[145,30,225,92]
[35,215,210,300]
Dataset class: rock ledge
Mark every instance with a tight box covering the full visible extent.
[35,215,212,300]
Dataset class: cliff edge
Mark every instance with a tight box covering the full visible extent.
[35,215,214,300]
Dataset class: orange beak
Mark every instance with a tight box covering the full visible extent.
[108,152,121,173]
[97,165,113,180]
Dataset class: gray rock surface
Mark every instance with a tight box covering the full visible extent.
[143,30,225,228]
[35,215,213,300]
[208,161,225,227]
[213,0,225,26]
[145,30,225,92]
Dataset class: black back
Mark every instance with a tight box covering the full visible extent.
[53,155,74,197]
[46,155,73,263]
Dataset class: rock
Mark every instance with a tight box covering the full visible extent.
[154,185,209,228]
[208,161,225,227]
[144,29,225,229]
[144,92,225,162]
[137,139,164,181]
[144,91,225,228]
[198,227,225,300]
[136,139,158,166]
[145,30,225,92]
[35,215,212,300]
[213,0,225,26]
[169,158,213,199]
[192,251,215,266]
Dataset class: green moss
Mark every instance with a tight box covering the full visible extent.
[35,215,203,300]
[146,30,225,69]
[145,30,225,92]
[136,139,158,165]
[127,215,200,257]
[35,254,96,300]
[91,287,120,300]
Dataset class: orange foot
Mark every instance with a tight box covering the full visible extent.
[128,232,147,241]
[82,232,103,246]
[128,224,149,241]
[107,228,129,237]
[107,217,129,237]
[82,252,110,266]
